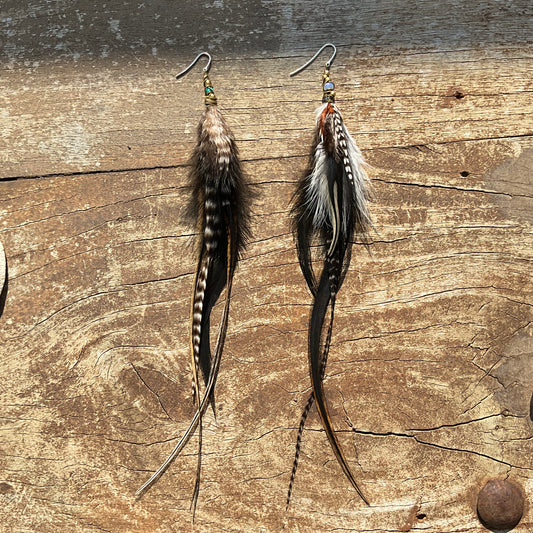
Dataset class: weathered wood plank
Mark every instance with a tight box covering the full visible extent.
[1,48,532,178]
[1,1,533,531]
[1,0,532,63]
[1,134,532,531]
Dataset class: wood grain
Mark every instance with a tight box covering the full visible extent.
[1,1,532,532]
[1,48,532,179]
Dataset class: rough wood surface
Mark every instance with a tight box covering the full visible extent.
[1,2,533,532]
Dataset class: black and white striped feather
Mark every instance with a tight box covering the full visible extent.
[136,103,251,514]
[287,101,371,508]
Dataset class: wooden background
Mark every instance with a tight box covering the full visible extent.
[1,1,532,531]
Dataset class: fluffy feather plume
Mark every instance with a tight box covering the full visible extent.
[136,74,251,514]
[287,80,372,508]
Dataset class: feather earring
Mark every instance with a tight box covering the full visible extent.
[136,53,251,515]
[287,44,372,508]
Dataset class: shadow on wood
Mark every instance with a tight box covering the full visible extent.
[0,243,6,318]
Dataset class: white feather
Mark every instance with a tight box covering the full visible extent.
[306,144,331,229]
[304,103,372,235]
[330,104,372,235]
[342,119,372,230]
[304,104,332,230]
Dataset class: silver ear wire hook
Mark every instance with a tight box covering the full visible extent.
[290,43,337,77]
[176,52,212,80]
[176,52,217,105]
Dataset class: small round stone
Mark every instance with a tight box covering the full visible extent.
[477,479,524,530]
[323,81,334,91]
[205,87,214,95]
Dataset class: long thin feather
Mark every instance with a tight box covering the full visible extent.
[289,98,371,506]
[310,266,368,505]
[286,288,335,509]
[135,266,234,498]
[136,100,250,510]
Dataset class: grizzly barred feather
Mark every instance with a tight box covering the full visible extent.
[287,102,371,508]
[136,104,251,513]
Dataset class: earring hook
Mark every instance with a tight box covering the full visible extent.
[290,43,337,77]
[176,52,212,80]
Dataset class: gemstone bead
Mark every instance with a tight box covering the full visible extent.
[323,81,334,91]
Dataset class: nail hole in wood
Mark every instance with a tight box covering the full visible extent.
[0,482,13,494]
[454,91,465,99]
[416,513,427,520]
[460,171,470,177]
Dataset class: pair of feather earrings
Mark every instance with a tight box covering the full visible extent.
[136,44,372,513]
